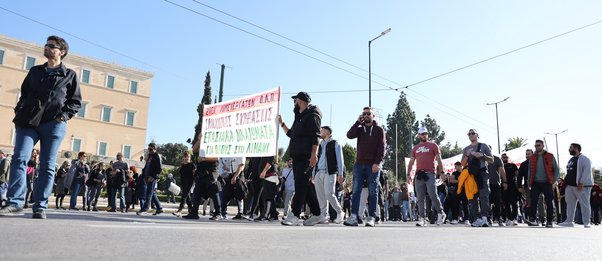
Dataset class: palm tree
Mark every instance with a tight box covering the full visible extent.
[504,137,528,152]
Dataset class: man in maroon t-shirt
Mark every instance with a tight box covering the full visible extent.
[407,127,446,226]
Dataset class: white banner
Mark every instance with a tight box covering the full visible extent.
[200,87,280,157]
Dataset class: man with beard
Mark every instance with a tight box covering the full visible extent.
[0,35,82,218]
[461,129,494,227]
[526,140,559,228]
[278,92,322,226]
[344,107,386,227]
[501,153,519,226]
[558,143,593,228]
[406,127,446,227]
[136,143,163,216]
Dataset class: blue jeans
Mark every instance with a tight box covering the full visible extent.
[142,179,161,211]
[110,186,125,210]
[7,120,66,210]
[402,200,410,221]
[69,179,84,209]
[351,163,380,217]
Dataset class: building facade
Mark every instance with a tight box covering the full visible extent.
[0,34,153,163]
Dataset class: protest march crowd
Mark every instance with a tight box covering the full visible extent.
[1,35,600,229]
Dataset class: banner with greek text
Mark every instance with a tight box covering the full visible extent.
[200,87,280,157]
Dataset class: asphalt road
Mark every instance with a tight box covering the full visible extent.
[1,206,600,261]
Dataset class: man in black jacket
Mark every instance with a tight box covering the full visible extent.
[278,92,322,226]
[137,143,163,216]
[0,35,81,219]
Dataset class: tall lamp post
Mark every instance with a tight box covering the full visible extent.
[544,129,568,164]
[486,97,510,154]
[368,28,391,107]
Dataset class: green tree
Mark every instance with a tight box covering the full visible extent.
[440,141,463,159]
[190,71,212,161]
[156,143,189,166]
[384,92,416,184]
[342,143,356,175]
[281,147,291,163]
[504,137,528,152]
[412,114,446,145]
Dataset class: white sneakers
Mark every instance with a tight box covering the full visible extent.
[436,213,446,225]
[557,221,575,227]
[365,216,376,227]
[281,215,302,226]
[416,218,428,227]
[335,212,344,224]
[303,215,321,226]
[450,219,459,225]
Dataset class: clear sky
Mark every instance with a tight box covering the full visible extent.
[1,1,601,168]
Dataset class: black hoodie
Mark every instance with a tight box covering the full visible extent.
[286,104,322,157]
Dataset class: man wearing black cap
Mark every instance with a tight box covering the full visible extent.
[278,92,322,226]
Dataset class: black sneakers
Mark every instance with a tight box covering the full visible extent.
[182,214,200,219]
[32,210,47,219]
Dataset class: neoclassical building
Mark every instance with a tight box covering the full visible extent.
[0,34,153,163]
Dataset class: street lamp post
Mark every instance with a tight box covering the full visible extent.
[486,97,510,154]
[544,129,568,164]
[368,28,391,107]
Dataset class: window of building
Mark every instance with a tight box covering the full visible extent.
[71,138,82,152]
[76,102,87,118]
[98,141,108,156]
[122,145,132,159]
[0,49,5,64]
[25,56,36,70]
[125,111,135,126]
[101,106,112,122]
[106,75,115,89]
[129,80,138,94]
[81,69,91,84]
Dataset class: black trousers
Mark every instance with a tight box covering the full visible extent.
[503,188,519,220]
[291,155,320,217]
[178,182,193,210]
[529,182,555,223]
[260,179,279,218]
[246,178,263,216]
[191,174,221,216]
[447,186,460,220]
[490,183,503,221]
[221,175,245,216]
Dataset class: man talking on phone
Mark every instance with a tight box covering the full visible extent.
[344,107,386,227]
[278,92,322,226]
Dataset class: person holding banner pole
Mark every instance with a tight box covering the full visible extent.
[182,133,222,220]
[278,91,322,226]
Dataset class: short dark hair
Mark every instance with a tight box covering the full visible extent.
[535,139,544,144]
[321,126,333,134]
[501,153,507,157]
[526,149,533,153]
[454,161,461,166]
[77,151,86,158]
[570,143,581,152]
[148,142,157,149]
[47,35,69,59]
